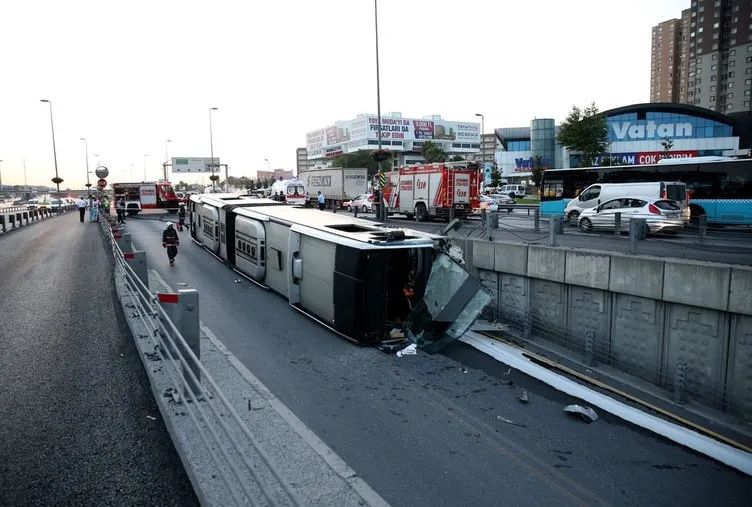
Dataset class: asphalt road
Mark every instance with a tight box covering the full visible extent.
[351,210,752,265]
[125,214,752,507]
[0,212,197,506]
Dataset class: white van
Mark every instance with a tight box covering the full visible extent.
[564,182,689,226]
[500,184,528,198]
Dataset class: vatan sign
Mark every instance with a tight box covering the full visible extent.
[610,120,694,141]
[171,157,221,173]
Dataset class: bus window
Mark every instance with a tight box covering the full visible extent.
[543,180,563,198]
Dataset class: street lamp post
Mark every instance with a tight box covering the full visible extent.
[0,159,3,188]
[164,139,172,181]
[80,137,91,189]
[374,0,385,220]
[209,107,218,192]
[40,99,62,213]
[475,113,485,162]
[143,154,148,181]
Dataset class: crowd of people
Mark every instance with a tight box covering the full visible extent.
[75,194,111,223]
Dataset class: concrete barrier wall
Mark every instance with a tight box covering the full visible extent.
[469,239,752,420]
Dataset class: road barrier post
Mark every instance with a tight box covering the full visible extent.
[628,218,647,254]
[156,290,201,397]
[124,250,148,289]
[697,215,707,244]
[15,213,22,227]
[585,331,597,367]
[480,208,487,227]
[0,215,5,232]
[114,232,132,253]
[534,208,540,232]
[449,206,455,222]
[9,214,16,229]
[614,212,621,235]
[548,215,559,247]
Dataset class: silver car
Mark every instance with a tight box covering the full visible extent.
[578,197,684,235]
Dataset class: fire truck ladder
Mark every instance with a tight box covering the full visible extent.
[446,170,455,206]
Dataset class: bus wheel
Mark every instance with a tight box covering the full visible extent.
[567,211,579,226]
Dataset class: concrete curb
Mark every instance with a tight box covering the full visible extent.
[113,264,390,506]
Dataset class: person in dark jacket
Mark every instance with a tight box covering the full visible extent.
[177,203,186,231]
[162,222,180,266]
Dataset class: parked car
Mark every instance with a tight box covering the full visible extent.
[478,194,516,213]
[578,197,684,235]
[346,193,374,212]
[49,198,63,211]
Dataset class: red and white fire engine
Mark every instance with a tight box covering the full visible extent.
[381,161,481,221]
[112,181,182,215]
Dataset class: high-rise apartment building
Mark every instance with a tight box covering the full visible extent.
[650,18,682,102]
[651,1,752,114]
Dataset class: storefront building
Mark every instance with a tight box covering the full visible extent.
[494,103,747,184]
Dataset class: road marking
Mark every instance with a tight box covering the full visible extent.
[201,324,390,507]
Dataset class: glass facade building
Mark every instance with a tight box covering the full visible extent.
[530,119,556,168]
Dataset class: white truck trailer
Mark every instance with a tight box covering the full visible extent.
[299,168,368,208]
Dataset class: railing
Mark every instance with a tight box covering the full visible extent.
[98,216,303,507]
[0,204,76,233]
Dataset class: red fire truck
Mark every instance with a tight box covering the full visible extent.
[381,161,481,221]
[112,181,181,215]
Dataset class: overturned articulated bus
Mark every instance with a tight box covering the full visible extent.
[188,193,489,349]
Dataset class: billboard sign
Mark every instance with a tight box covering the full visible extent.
[171,157,221,173]
[305,116,481,154]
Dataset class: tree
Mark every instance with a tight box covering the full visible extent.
[421,140,447,163]
[330,149,391,178]
[489,162,503,188]
[557,102,609,167]
[661,138,674,152]
[531,155,545,188]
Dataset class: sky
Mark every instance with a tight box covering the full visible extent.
[0,0,690,188]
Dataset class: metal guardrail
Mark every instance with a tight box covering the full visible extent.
[0,205,76,233]
[98,217,303,507]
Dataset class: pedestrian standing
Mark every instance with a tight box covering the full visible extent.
[76,196,87,222]
[116,198,126,224]
[317,191,325,211]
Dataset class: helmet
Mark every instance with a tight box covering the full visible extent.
[166,221,174,228]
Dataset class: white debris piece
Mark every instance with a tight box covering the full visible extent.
[396,344,417,357]
[564,404,598,423]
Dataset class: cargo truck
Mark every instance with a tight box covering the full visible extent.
[299,168,368,208]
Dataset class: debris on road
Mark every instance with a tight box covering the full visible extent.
[518,389,529,403]
[496,415,527,428]
[233,279,242,283]
[146,415,156,421]
[564,404,598,423]
[396,344,417,357]
[460,367,468,374]
[177,282,188,286]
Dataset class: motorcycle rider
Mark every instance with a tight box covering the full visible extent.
[162,222,180,266]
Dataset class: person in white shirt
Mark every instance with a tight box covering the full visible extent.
[76,197,87,223]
